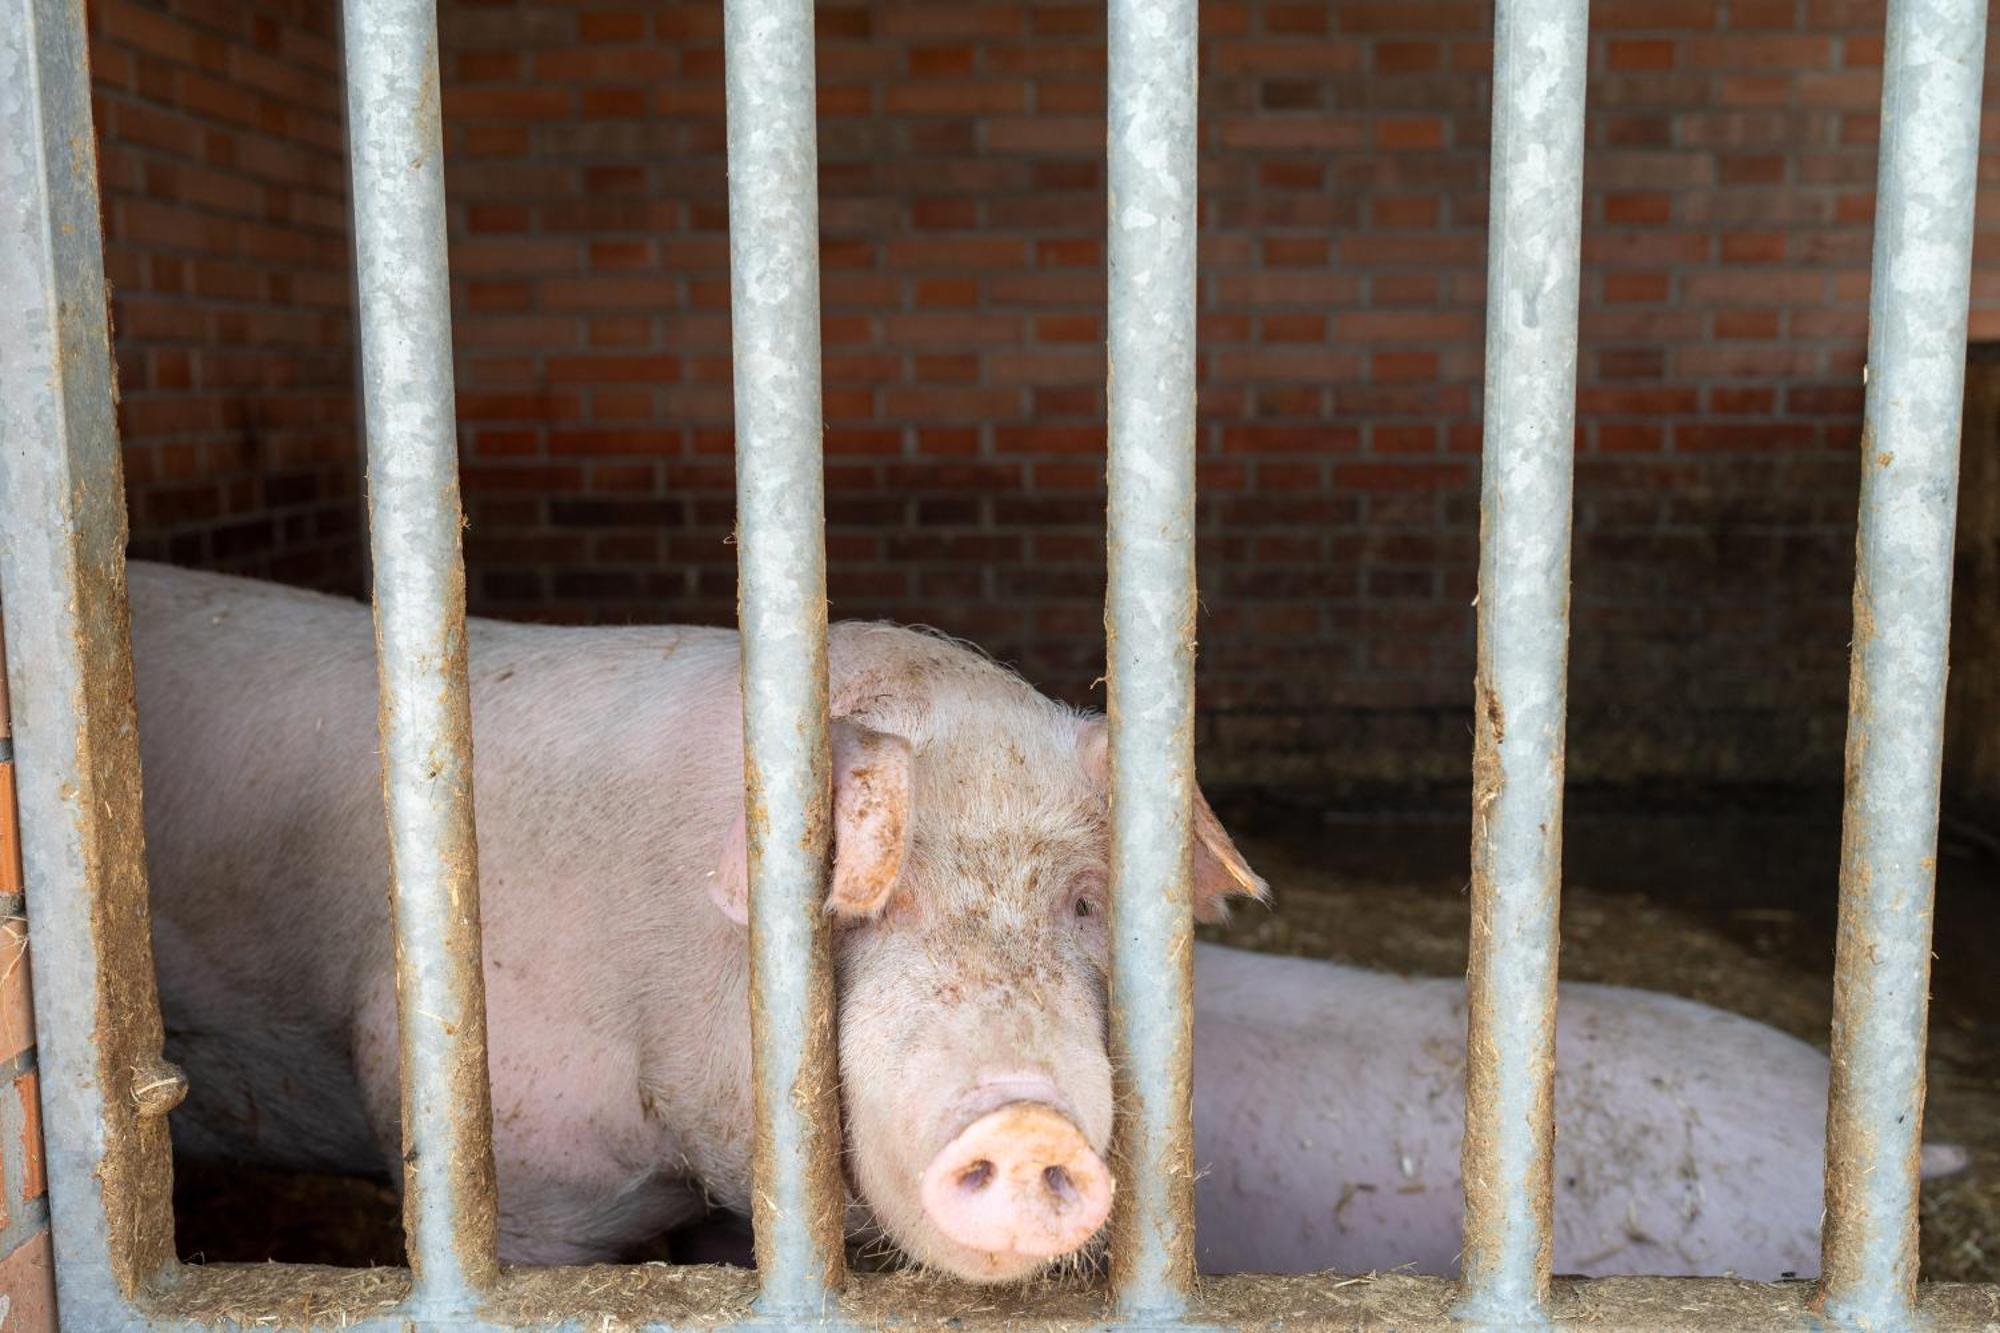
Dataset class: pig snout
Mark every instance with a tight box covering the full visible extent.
[909,1076,1114,1276]
[921,1102,1112,1260]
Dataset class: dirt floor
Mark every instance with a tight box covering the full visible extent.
[172,790,2000,1281]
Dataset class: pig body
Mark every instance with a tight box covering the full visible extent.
[131,562,1876,1282]
[1192,947,1835,1280]
[134,559,1273,1279]
[136,563,756,1262]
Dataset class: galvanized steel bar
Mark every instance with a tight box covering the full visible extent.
[1820,0,1987,1323]
[344,0,501,1306]
[1103,0,1201,1313]
[1457,0,1589,1321]
[0,0,181,1320]
[724,0,847,1312]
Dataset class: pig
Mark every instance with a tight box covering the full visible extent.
[132,559,1264,1282]
[126,561,1949,1283]
[1191,946,1965,1280]
[669,947,1966,1282]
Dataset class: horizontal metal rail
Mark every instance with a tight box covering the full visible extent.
[1456,0,1590,1322]
[129,1267,2000,1330]
[1103,0,1203,1315]
[722,0,848,1314]
[1819,0,1988,1326]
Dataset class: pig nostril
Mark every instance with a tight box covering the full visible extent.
[1042,1164,1077,1206]
[958,1160,995,1192]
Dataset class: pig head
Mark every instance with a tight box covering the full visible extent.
[708,626,1267,1282]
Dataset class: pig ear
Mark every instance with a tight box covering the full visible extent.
[1076,718,1268,925]
[1189,781,1267,924]
[826,720,913,920]
[709,720,913,927]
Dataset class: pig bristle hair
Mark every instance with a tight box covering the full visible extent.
[830,620,1101,731]
[838,618,1021,679]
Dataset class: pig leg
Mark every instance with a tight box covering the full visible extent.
[354,972,712,1265]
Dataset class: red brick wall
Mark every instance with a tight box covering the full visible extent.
[0,628,57,1333]
[94,0,2000,788]
[92,0,362,592]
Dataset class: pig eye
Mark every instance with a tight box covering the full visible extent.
[1073,898,1093,918]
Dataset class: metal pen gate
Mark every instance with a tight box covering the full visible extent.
[0,0,1992,1322]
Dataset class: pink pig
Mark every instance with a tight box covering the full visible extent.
[129,562,1951,1283]
[133,561,1261,1282]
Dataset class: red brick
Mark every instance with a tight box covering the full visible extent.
[1372,351,1439,383]
[1035,313,1099,343]
[1374,40,1440,72]
[914,277,979,308]
[1370,195,1440,227]
[1372,424,1438,454]
[579,11,647,41]
[885,83,1026,114]
[1222,425,1363,454]
[86,0,1986,781]
[1262,312,1326,342]
[1603,272,1670,303]
[1608,39,1677,69]
[1334,461,1471,491]
[909,45,976,76]
[548,350,680,382]
[0,1231,54,1333]
[1604,192,1673,224]
[1597,423,1666,452]
[887,237,1029,269]
[1338,311,1481,342]
[14,1072,41,1203]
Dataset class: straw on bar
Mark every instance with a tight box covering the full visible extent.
[1103,0,1201,1313]
[1457,0,1589,1320]
[1820,0,1987,1322]
[0,0,180,1319]
[723,0,847,1311]
[343,0,501,1304]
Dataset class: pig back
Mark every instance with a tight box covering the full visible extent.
[126,561,750,1179]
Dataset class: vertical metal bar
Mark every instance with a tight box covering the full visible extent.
[0,0,179,1321]
[343,0,501,1305]
[724,0,847,1313]
[1104,0,1200,1313]
[1456,0,1589,1321]
[1820,0,1986,1323]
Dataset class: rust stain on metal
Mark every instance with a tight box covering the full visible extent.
[1103,563,1201,1303]
[382,557,501,1290]
[370,556,500,1280]
[743,607,848,1293]
[1817,533,1931,1313]
[67,534,178,1295]
[1461,664,1508,1288]
[439,563,502,1289]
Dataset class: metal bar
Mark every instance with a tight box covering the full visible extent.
[1457,0,1590,1321]
[0,0,181,1323]
[343,0,501,1307]
[1103,0,1200,1313]
[1819,0,1987,1323]
[723,0,847,1312]
[128,1266,2000,1331]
